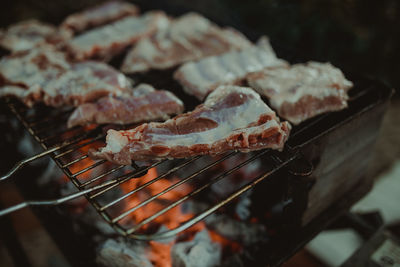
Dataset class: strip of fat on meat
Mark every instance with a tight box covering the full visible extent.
[173,36,288,100]
[67,83,184,128]
[247,62,353,124]
[90,85,291,165]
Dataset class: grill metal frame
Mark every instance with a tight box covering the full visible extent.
[0,71,390,240]
[2,97,304,240]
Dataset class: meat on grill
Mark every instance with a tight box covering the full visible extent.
[67,83,184,128]
[121,12,252,73]
[90,85,291,165]
[0,20,69,52]
[66,11,169,61]
[60,1,139,35]
[0,46,70,106]
[246,62,353,124]
[0,47,131,107]
[173,36,288,101]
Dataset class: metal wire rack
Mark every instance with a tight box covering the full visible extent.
[0,72,384,240]
[0,97,306,240]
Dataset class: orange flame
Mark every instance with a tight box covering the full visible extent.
[120,168,193,230]
[58,146,247,266]
[209,230,242,253]
[148,241,173,267]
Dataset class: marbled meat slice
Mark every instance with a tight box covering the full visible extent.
[66,11,169,61]
[246,62,353,124]
[0,46,70,106]
[173,36,288,100]
[90,85,291,165]
[67,83,184,128]
[121,12,252,73]
[60,1,139,34]
[42,61,132,107]
[0,19,69,52]
[0,46,132,107]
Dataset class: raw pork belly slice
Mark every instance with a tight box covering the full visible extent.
[173,36,288,100]
[42,61,132,107]
[0,20,68,52]
[246,62,353,124]
[121,12,252,73]
[60,1,139,34]
[66,11,169,61]
[0,46,70,106]
[90,85,291,165]
[67,83,184,128]
[0,47,131,107]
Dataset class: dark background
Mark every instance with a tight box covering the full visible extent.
[1,0,399,95]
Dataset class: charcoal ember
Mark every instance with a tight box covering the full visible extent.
[96,238,152,267]
[205,214,267,246]
[171,230,221,267]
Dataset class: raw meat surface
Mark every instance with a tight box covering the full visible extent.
[174,36,288,100]
[121,12,252,73]
[90,85,291,165]
[0,19,68,52]
[0,46,70,106]
[246,62,353,124]
[67,83,184,128]
[66,11,169,61]
[0,46,131,107]
[60,1,139,34]
[42,61,132,107]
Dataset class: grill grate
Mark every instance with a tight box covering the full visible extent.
[0,72,386,240]
[3,97,303,240]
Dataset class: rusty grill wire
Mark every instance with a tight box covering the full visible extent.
[0,73,380,240]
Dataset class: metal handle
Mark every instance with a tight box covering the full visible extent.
[0,128,104,182]
[0,178,120,217]
[0,147,59,181]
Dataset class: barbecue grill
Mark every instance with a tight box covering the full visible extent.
[0,2,394,265]
[0,69,392,241]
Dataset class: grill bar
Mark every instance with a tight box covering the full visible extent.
[27,109,73,127]
[111,152,236,224]
[80,165,125,187]
[54,135,104,159]
[99,156,201,211]
[125,150,271,234]
[89,161,163,199]
[70,159,107,178]
[2,95,297,239]
[0,73,382,240]
[127,152,297,240]
[0,177,128,217]
[0,145,60,181]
